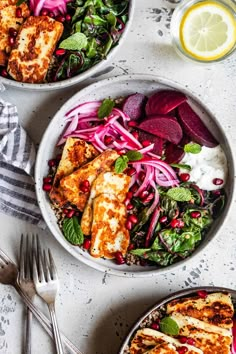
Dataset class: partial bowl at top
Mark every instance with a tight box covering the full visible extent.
[0,0,134,91]
[35,74,234,277]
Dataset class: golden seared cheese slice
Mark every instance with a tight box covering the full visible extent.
[60,149,119,211]
[170,313,232,354]
[81,171,131,235]
[49,138,98,207]
[167,292,234,329]
[129,328,203,354]
[7,16,63,83]
[144,342,202,354]
[0,2,30,65]
[90,194,129,259]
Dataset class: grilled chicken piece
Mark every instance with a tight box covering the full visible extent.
[166,292,234,329]
[49,138,98,207]
[129,328,203,354]
[7,16,63,83]
[81,171,131,235]
[60,149,119,211]
[0,2,30,65]
[90,194,130,259]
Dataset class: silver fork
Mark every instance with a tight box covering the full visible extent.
[18,234,35,354]
[32,235,64,354]
[0,247,82,354]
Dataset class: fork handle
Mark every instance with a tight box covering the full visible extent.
[15,284,82,354]
[25,306,33,354]
[48,303,64,354]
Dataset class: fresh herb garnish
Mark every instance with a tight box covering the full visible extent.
[16,0,26,5]
[98,98,115,118]
[184,142,202,154]
[59,32,88,51]
[62,217,84,245]
[126,150,143,161]
[170,163,191,171]
[159,317,179,336]
[167,187,192,202]
[115,150,143,173]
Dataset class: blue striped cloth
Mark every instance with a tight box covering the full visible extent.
[0,98,45,228]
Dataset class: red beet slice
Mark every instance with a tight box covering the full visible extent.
[122,93,147,121]
[139,131,164,156]
[164,143,185,164]
[178,102,218,147]
[137,116,183,145]
[146,90,187,116]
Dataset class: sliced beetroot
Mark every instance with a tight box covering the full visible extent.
[139,131,164,156]
[137,116,183,145]
[145,90,187,116]
[164,143,185,164]
[178,102,218,147]
[122,93,147,121]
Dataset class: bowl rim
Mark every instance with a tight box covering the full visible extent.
[118,285,236,353]
[35,73,235,277]
[0,0,135,91]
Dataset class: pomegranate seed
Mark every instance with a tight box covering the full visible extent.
[80,186,89,193]
[132,131,139,139]
[151,322,159,330]
[48,159,56,167]
[138,171,146,182]
[180,173,190,182]
[124,197,130,206]
[81,180,90,188]
[142,140,151,147]
[142,193,154,204]
[128,243,135,251]
[178,220,185,228]
[126,167,136,176]
[128,214,138,224]
[43,177,52,184]
[177,347,188,354]
[67,210,75,218]
[212,189,221,196]
[48,12,54,17]
[117,149,126,155]
[130,183,138,193]
[115,251,125,265]
[83,239,91,250]
[8,36,15,46]
[159,216,167,223]
[197,290,208,299]
[43,183,52,192]
[126,191,133,199]
[190,211,201,219]
[55,48,66,56]
[179,336,188,344]
[125,220,133,230]
[187,338,195,345]
[9,27,17,37]
[65,14,71,21]
[126,203,134,210]
[1,69,8,78]
[104,135,113,145]
[128,121,137,127]
[171,219,184,228]
[63,208,69,215]
[56,15,65,22]
[41,9,48,16]
[213,178,223,185]
[139,190,149,199]
[16,7,22,17]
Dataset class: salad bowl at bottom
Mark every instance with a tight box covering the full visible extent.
[119,286,236,354]
[35,74,234,277]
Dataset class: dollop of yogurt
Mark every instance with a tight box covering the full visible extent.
[180,145,228,190]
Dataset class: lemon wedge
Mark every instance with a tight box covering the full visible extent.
[179,1,236,61]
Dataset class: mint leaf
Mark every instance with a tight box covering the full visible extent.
[160,317,179,335]
[16,0,26,5]
[184,143,202,154]
[62,217,84,245]
[167,187,192,202]
[130,248,151,256]
[171,163,191,171]
[115,155,129,173]
[126,150,143,161]
[98,98,115,119]
[59,33,88,51]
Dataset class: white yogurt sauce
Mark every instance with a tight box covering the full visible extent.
[180,145,228,191]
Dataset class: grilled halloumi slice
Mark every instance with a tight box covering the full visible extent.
[129,328,203,354]
[144,342,201,354]
[0,2,30,65]
[81,171,131,235]
[60,149,119,211]
[7,16,63,83]
[167,292,234,329]
[49,138,98,207]
[170,313,232,354]
[90,194,129,258]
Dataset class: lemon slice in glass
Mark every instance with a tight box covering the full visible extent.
[179,1,236,61]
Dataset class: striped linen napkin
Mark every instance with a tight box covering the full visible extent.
[0,98,45,228]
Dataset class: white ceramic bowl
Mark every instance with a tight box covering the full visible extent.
[1,1,134,91]
[119,286,236,353]
[35,74,234,277]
